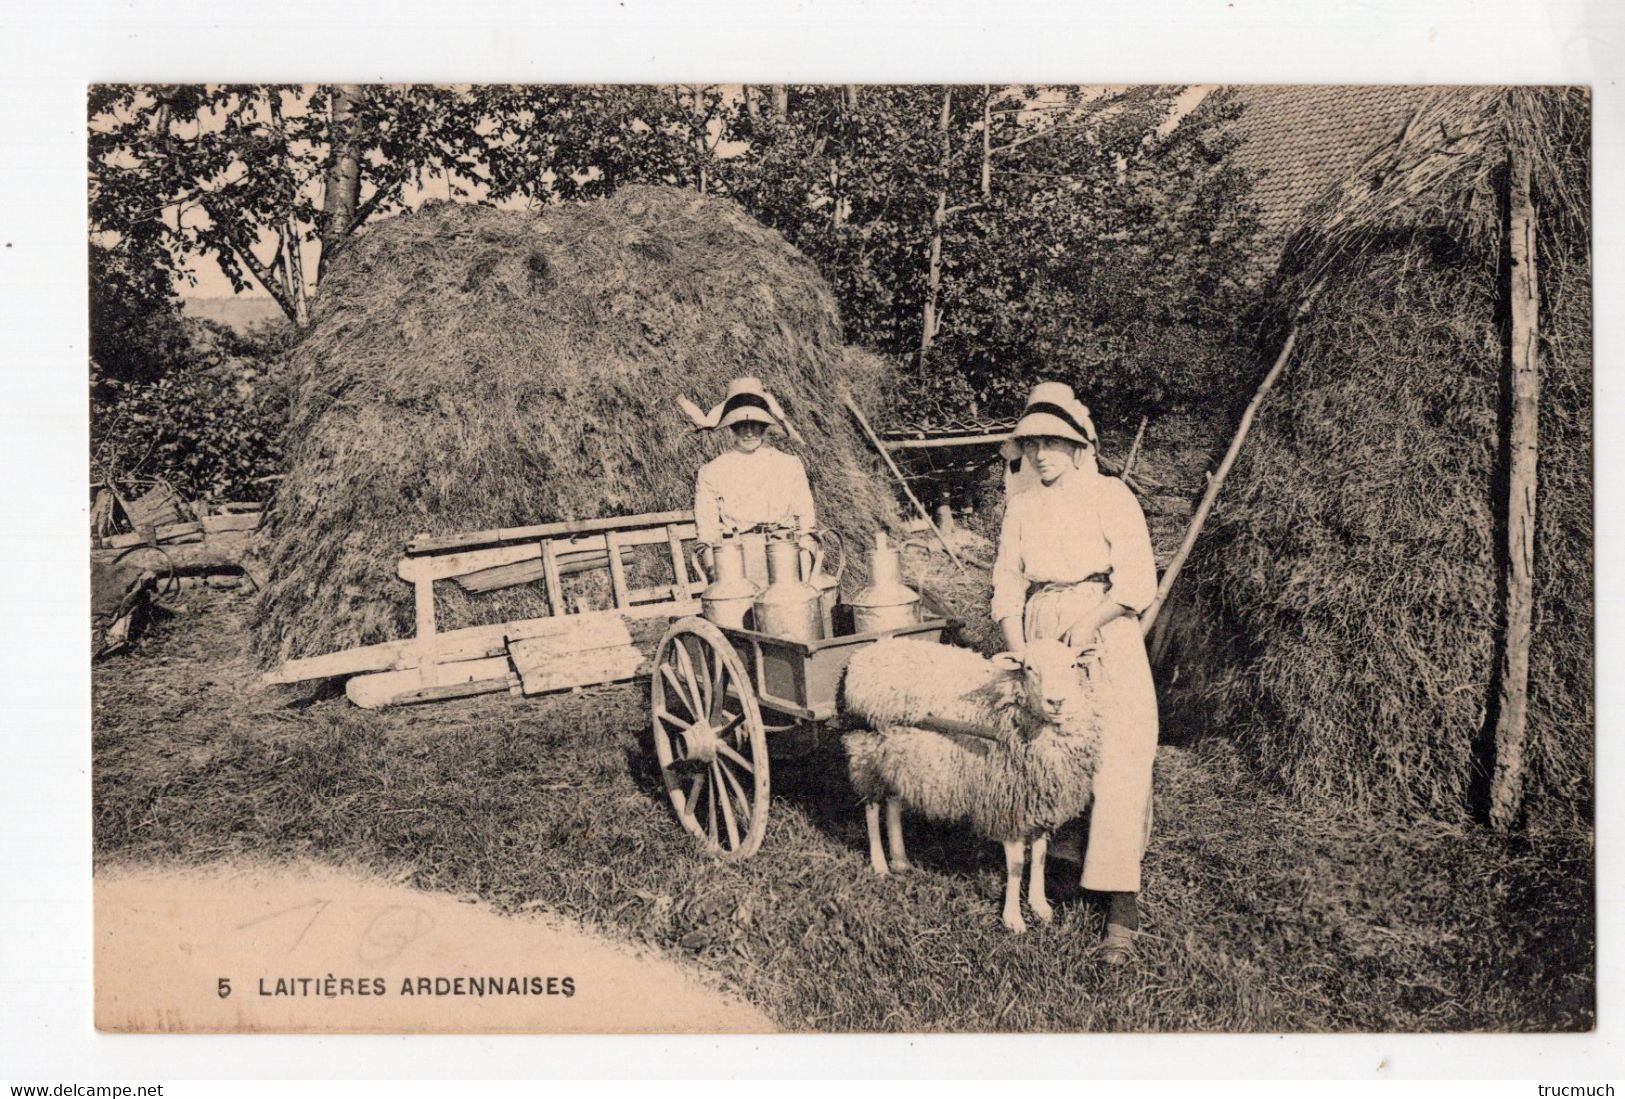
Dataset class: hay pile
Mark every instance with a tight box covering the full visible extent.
[254,186,898,663]
[1168,88,1591,823]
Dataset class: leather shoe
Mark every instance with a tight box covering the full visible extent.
[1102,923,1136,965]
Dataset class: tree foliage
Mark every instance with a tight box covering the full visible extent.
[89,85,489,325]
[717,85,1263,423]
[88,82,1264,483]
[91,310,294,501]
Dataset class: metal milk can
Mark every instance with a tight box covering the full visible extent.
[699,538,760,630]
[736,529,770,589]
[752,534,823,642]
[848,531,921,634]
[805,529,845,638]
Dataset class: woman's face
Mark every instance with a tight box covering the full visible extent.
[1024,436,1086,485]
[730,421,769,454]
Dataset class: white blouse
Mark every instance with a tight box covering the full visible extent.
[693,447,817,544]
[991,470,1158,625]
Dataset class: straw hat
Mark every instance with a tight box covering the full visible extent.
[679,377,803,441]
[1005,381,1097,453]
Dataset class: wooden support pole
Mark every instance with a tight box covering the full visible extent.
[1122,415,1150,480]
[1489,143,1541,831]
[1142,285,1321,639]
[843,393,966,572]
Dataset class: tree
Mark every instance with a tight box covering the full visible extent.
[89,84,491,326]
[713,84,1262,423]
[471,84,728,204]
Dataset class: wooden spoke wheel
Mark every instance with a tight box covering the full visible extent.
[651,617,770,860]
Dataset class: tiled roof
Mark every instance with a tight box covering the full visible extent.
[1225,85,1432,252]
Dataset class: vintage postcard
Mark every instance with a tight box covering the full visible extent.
[87,82,1593,1034]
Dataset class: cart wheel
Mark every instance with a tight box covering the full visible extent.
[651,616,770,860]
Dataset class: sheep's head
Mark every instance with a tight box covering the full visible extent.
[991,638,1093,731]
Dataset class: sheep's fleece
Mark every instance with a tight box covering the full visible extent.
[841,638,1104,842]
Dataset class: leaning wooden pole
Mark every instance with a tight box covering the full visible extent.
[1142,285,1321,640]
[842,393,967,572]
[1489,142,1541,831]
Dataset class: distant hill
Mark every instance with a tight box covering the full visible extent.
[181,296,287,333]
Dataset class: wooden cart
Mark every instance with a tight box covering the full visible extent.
[649,601,959,861]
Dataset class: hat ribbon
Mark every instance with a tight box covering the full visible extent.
[679,390,805,444]
[1021,400,1095,444]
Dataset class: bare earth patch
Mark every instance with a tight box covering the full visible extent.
[96,861,774,1033]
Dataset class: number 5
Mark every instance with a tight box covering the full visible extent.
[218,977,231,999]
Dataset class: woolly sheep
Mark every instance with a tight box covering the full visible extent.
[841,637,1103,933]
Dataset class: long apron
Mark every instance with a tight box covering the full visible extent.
[1024,579,1158,893]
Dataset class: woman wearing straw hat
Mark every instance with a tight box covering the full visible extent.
[991,381,1159,964]
[682,377,817,546]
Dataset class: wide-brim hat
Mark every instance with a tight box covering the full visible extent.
[1008,381,1097,449]
[678,377,805,442]
[716,377,780,430]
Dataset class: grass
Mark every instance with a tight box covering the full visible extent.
[94,587,1593,1032]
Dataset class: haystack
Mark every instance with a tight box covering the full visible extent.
[254,186,898,663]
[1167,88,1591,823]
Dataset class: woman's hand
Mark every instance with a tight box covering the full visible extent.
[1068,601,1135,650]
[998,615,1025,656]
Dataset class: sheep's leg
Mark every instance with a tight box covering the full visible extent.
[1000,840,1027,934]
[864,801,889,876]
[885,799,913,872]
[1028,834,1053,924]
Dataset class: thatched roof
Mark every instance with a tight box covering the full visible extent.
[1170,87,1591,824]
[254,186,899,662]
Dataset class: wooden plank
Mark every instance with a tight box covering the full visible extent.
[605,529,629,608]
[347,656,515,709]
[440,524,704,592]
[454,549,606,594]
[443,524,699,585]
[541,539,565,616]
[416,575,442,669]
[407,509,695,556]
[100,513,260,549]
[399,543,542,584]
[263,600,702,686]
[99,522,204,549]
[200,512,262,534]
[457,557,548,594]
[514,644,646,697]
[392,678,514,706]
[263,637,417,684]
[666,524,690,600]
[507,616,633,665]
[627,584,687,606]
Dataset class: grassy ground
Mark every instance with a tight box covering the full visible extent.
[93,587,1593,1032]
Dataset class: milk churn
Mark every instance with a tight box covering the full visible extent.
[736,529,771,589]
[752,533,823,642]
[848,531,921,634]
[698,538,760,629]
[805,529,845,638]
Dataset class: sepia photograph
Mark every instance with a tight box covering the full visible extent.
[84,79,1593,1036]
